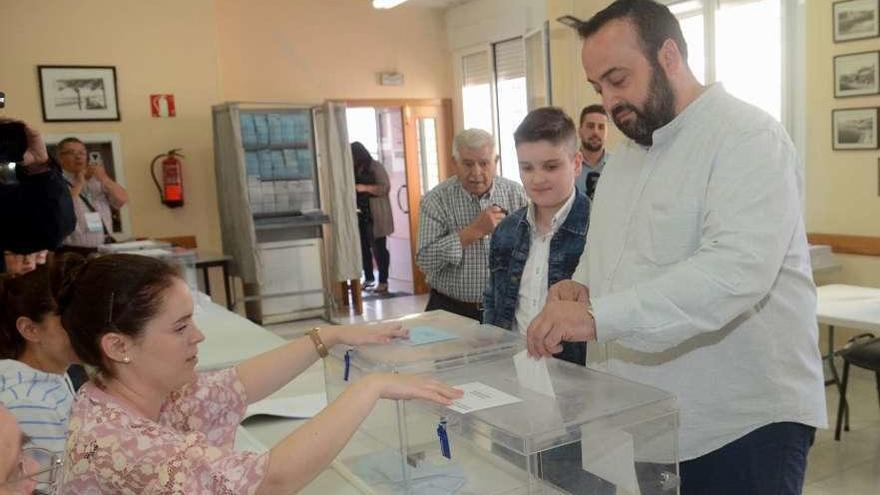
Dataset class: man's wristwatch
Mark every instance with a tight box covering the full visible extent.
[307,327,328,358]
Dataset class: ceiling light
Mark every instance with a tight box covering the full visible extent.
[373,0,409,9]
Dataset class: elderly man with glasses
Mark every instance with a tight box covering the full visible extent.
[56,137,128,251]
[416,128,527,321]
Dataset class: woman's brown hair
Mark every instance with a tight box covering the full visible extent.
[57,254,181,375]
[0,253,73,359]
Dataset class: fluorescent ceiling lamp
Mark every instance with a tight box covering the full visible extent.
[373,0,409,8]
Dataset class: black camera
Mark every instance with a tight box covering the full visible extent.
[0,121,28,164]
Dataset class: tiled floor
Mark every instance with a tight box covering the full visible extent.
[265,295,880,494]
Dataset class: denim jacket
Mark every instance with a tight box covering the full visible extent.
[483,192,590,365]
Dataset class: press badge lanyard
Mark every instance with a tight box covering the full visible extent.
[64,178,111,236]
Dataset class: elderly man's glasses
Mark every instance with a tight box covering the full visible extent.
[0,447,63,495]
[58,150,86,157]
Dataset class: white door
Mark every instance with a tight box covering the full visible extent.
[377,107,414,293]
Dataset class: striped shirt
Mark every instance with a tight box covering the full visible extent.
[0,359,74,454]
[416,176,526,303]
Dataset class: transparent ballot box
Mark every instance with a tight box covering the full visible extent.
[325,311,679,494]
[98,245,198,295]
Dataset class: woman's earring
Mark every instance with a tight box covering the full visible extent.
[123,356,131,364]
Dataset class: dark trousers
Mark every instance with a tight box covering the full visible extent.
[425,289,482,321]
[372,236,389,284]
[680,422,815,495]
[358,215,390,285]
[358,214,375,283]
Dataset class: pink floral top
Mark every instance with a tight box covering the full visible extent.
[63,368,269,494]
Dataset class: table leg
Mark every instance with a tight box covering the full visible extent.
[202,267,212,298]
[352,279,363,315]
[339,282,351,307]
[222,261,233,310]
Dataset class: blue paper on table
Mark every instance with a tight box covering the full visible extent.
[406,326,458,346]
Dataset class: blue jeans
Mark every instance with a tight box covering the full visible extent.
[680,422,815,495]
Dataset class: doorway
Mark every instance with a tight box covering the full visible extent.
[344,99,453,296]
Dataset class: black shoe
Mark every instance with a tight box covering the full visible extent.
[363,281,376,290]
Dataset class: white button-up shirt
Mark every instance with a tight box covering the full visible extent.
[573,84,827,460]
[513,190,577,335]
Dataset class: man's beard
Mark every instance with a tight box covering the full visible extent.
[611,64,676,147]
[582,139,603,153]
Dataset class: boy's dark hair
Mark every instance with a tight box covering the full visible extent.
[579,104,607,125]
[514,107,579,156]
[578,0,688,64]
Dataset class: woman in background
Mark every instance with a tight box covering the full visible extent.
[351,142,394,293]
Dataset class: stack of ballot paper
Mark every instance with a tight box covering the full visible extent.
[243,392,327,421]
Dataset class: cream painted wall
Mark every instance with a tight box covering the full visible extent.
[0,0,454,252]
[547,0,627,151]
[445,0,546,131]
[804,1,880,286]
[0,0,225,251]
[214,0,453,103]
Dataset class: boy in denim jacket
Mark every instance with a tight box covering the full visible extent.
[483,107,612,494]
[484,107,590,366]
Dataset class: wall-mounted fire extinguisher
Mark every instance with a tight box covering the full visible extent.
[150,149,185,208]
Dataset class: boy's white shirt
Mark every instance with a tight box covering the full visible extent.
[512,189,577,335]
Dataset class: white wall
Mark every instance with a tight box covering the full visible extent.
[445,0,547,131]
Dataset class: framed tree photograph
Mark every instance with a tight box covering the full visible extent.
[832,107,879,150]
[834,0,880,42]
[38,65,120,122]
[834,51,880,97]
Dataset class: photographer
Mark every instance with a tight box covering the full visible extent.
[57,137,128,249]
[0,120,75,272]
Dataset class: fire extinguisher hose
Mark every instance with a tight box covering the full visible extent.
[150,149,184,202]
[150,153,164,200]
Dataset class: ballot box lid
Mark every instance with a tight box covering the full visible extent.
[328,310,522,374]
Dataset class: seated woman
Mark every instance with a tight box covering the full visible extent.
[0,255,81,455]
[60,254,461,494]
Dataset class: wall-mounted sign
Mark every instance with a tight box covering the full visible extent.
[150,94,176,117]
[378,72,404,86]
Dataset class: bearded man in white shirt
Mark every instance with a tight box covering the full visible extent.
[525,1,826,494]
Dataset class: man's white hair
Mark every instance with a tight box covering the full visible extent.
[452,128,495,161]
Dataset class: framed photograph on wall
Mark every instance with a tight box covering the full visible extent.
[834,51,879,97]
[38,65,120,122]
[833,0,880,42]
[832,107,879,150]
